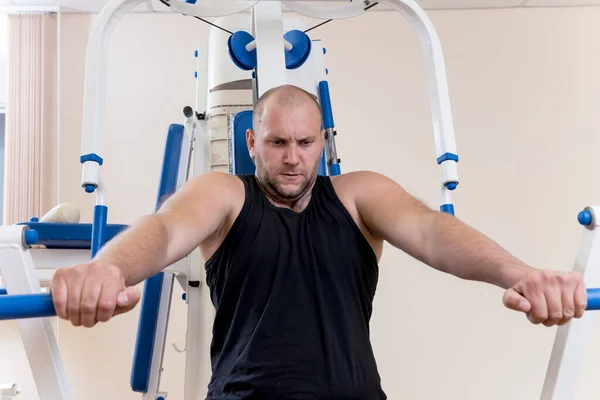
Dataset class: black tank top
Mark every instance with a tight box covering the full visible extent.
[205,174,386,400]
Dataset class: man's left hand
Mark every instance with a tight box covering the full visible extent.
[502,269,587,326]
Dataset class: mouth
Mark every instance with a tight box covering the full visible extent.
[280,173,302,181]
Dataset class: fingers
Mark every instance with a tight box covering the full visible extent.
[50,269,68,319]
[66,267,87,327]
[502,288,531,313]
[543,285,563,327]
[50,262,136,328]
[114,287,142,317]
[574,278,588,319]
[96,283,120,323]
[80,275,103,328]
[510,270,586,327]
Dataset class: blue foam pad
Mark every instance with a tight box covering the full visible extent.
[231,110,328,176]
[16,222,128,249]
[231,111,256,175]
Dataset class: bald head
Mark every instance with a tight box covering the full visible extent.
[246,84,325,209]
[252,85,323,132]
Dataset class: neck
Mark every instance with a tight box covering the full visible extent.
[256,176,316,213]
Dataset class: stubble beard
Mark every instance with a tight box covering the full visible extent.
[254,155,321,207]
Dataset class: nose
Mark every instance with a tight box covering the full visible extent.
[284,144,300,165]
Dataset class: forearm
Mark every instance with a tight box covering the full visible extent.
[422,212,534,289]
[93,215,171,287]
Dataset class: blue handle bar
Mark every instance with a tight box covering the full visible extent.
[586,288,600,310]
[1,289,600,321]
[0,293,56,320]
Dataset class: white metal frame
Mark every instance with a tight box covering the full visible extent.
[0,226,72,400]
[2,0,461,399]
[0,383,21,399]
[541,206,600,399]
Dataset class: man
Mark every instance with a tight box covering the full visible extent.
[51,84,587,399]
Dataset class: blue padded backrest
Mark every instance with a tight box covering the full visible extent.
[231,110,328,175]
[231,110,256,175]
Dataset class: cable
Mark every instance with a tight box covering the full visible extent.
[157,0,233,35]
[304,2,379,33]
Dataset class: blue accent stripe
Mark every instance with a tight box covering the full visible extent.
[318,149,327,176]
[91,205,108,258]
[156,124,184,207]
[318,81,334,129]
[0,287,6,295]
[329,163,341,176]
[437,152,458,165]
[440,204,455,215]
[131,124,184,393]
[131,273,165,392]
[0,293,55,320]
[80,153,104,165]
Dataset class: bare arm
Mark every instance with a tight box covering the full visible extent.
[352,170,587,326]
[51,171,241,327]
[352,171,532,288]
[94,171,240,286]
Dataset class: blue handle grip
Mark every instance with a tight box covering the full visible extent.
[586,288,600,310]
[0,293,56,320]
[0,288,599,321]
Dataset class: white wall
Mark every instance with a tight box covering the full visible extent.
[2,5,600,400]
[0,14,7,111]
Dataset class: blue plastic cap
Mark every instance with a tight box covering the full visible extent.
[323,47,326,54]
[578,210,592,226]
[440,204,455,216]
[80,153,104,165]
[182,293,186,301]
[0,287,7,295]
[25,229,38,245]
[194,50,198,58]
[445,182,458,190]
[437,152,459,165]
[194,71,198,79]
[29,217,39,222]
[227,30,257,71]
[184,0,196,3]
[325,68,328,75]
[84,184,95,193]
[284,30,312,70]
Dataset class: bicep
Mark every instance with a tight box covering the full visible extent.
[154,172,241,263]
[354,172,435,263]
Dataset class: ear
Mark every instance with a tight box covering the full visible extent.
[320,128,326,150]
[246,129,256,159]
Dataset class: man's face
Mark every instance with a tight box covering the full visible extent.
[247,102,325,203]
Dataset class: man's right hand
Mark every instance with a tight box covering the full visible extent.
[50,261,141,328]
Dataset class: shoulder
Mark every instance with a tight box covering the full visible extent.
[186,171,246,197]
[330,170,393,197]
[165,171,247,215]
[329,170,426,228]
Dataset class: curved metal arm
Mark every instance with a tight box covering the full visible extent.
[169,0,257,17]
[378,0,459,212]
[80,0,149,192]
[281,1,365,19]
